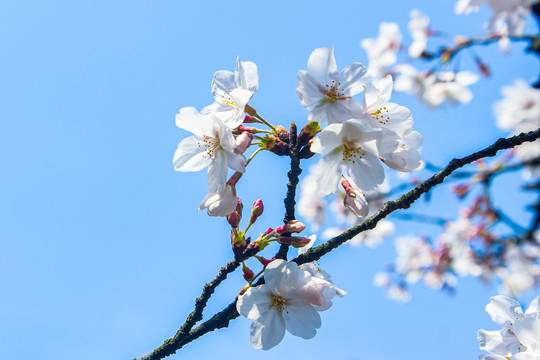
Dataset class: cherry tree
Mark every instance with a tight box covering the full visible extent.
[134,2,540,359]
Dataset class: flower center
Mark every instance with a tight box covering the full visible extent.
[323,80,348,103]
[197,136,221,159]
[370,106,391,125]
[342,142,366,164]
[221,88,238,107]
[270,295,289,313]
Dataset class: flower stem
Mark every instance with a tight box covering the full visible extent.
[246,147,263,167]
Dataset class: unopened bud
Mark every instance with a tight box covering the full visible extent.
[234,124,256,134]
[476,59,490,77]
[344,189,369,218]
[255,255,275,267]
[341,177,354,193]
[242,238,269,257]
[286,220,305,233]
[227,211,241,228]
[276,220,305,234]
[231,229,246,257]
[278,236,311,248]
[234,131,254,154]
[244,104,257,116]
[251,199,264,217]
[297,121,321,146]
[236,198,243,217]
[299,145,315,159]
[242,263,254,282]
[274,125,289,142]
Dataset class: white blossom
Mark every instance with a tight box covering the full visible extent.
[408,9,431,58]
[198,184,237,217]
[237,259,341,350]
[202,58,259,129]
[173,107,246,192]
[361,22,402,79]
[297,47,370,124]
[423,71,479,108]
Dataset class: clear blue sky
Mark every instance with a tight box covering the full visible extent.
[1,1,538,359]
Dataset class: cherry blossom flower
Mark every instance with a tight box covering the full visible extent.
[173,107,246,192]
[408,9,431,58]
[478,295,540,359]
[361,22,402,79]
[495,79,540,132]
[310,119,384,194]
[298,235,347,310]
[297,47,371,124]
[422,71,479,108]
[198,184,237,217]
[395,235,434,284]
[455,0,535,36]
[236,259,341,350]
[201,58,258,129]
[393,64,433,100]
[380,130,424,172]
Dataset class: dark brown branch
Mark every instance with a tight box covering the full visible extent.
[276,122,302,260]
[135,129,540,360]
[293,129,540,266]
[135,259,240,360]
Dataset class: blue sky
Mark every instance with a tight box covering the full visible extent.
[1,1,538,359]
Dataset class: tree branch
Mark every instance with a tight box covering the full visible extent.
[135,128,540,360]
[293,129,540,266]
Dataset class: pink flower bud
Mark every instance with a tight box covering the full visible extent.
[242,263,254,281]
[236,198,243,217]
[249,199,264,224]
[290,236,311,248]
[266,227,274,235]
[344,190,369,218]
[234,131,254,154]
[227,211,241,228]
[243,115,260,124]
[286,220,305,233]
[275,225,287,234]
[255,255,275,267]
[277,236,311,248]
[340,177,354,193]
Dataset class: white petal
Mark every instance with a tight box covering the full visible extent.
[235,58,259,92]
[237,285,273,320]
[226,151,246,173]
[306,47,338,86]
[310,123,343,155]
[297,70,326,110]
[314,150,346,195]
[250,311,286,350]
[211,70,236,98]
[486,295,524,327]
[525,295,540,318]
[346,150,385,191]
[265,260,303,297]
[175,107,214,136]
[206,152,228,192]
[173,136,213,172]
[513,318,540,353]
[477,329,521,356]
[283,302,321,339]
[339,62,370,96]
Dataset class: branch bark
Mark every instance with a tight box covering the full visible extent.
[134,128,540,360]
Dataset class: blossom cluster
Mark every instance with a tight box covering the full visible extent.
[478,295,540,359]
[360,1,539,109]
